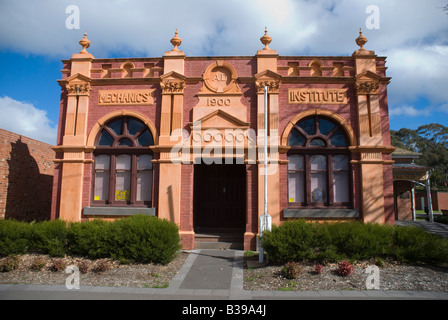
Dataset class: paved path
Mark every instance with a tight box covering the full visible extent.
[1,248,447,300]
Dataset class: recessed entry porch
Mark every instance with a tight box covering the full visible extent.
[193,162,246,249]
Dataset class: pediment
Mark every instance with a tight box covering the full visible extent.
[190,109,250,129]
[64,73,92,84]
[160,71,187,82]
[355,70,381,82]
[254,69,282,81]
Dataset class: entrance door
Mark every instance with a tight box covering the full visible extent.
[194,163,246,231]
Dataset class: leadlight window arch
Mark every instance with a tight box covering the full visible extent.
[287,116,352,207]
[93,116,154,206]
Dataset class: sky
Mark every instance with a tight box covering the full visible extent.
[0,0,447,145]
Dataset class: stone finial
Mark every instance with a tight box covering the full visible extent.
[260,27,272,50]
[355,28,368,50]
[79,31,91,54]
[170,29,182,51]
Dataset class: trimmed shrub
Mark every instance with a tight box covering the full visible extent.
[392,226,448,264]
[108,215,182,265]
[66,219,112,259]
[0,220,31,256]
[29,219,68,257]
[0,215,182,265]
[261,220,448,265]
[261,219,317,263]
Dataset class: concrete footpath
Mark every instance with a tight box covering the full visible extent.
[1,249,447,300]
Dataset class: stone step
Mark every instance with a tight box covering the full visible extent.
[195,233,243,250]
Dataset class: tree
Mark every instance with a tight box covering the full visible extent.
[390,123,448,187]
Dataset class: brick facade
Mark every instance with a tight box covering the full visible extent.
[52,30,396,250]
[0,129,55,221]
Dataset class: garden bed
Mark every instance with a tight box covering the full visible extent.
[244,255,448,292]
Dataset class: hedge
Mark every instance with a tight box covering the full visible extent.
[0,215,181,265]
[261,220,448,265]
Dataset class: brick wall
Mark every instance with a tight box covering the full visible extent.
[0,129,55,221]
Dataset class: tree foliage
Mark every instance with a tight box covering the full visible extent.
[391,123,448,187]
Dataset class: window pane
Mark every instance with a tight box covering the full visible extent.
[137,171,153,201]
[128,118,144,136]
[137,129,154,146]
[333,171,349,202]
[310,138,326,146]
[298,118,315,135]
[108,119,123,136]
[311,172,327,202]
[288,129,306,146]
[288,155,304,170]
[288,172,304,203]
[118,138,134,147]
[98,130,114,146]
[138,155,153,170]
[311,155,326,170]
[116,155,131,170]
[319,118,335,136]
[95,155,110,170]
[333,155,349,170]
[94,172,109,201]
[330,128,347,147]
[115,172,131,201]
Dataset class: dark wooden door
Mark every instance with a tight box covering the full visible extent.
[194,164,246,231]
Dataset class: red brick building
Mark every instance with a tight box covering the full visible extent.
[0,129,54,221]
[51,30,395,250]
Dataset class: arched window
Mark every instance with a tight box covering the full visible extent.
[287,116,351,207]
[93,116,154,206]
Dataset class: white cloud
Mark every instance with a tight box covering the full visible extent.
[0,96,57,145]
[385,44,448,106]
[0,0,447,128]
[1,0,446,57]
[389,105,431,117]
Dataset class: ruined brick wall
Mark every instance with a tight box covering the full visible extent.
[0,129,55,221]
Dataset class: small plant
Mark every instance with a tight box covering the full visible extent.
[314,263,323,275]
[30,256,47,271]
[0,255,21,272]
[280,261,303,279]
[375,258,385,268]
[92,259,111,273]
[336,260,353,277]
[77,260,90,274]
[49,258,67,272]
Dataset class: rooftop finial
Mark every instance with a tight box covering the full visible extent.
[260,27,272,50]
[355,28,368,50]
[170,29,182,51]
[79,31,90,54]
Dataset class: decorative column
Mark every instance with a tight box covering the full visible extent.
[352,29,394,224]
[54,32,94,221]
[157,30,190,244]
[255,28,281,229]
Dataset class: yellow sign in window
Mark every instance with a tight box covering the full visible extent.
[116,190,130,201]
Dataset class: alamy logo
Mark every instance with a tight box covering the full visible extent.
[65,5,80,30]
[365,265,380,289]
[65,265,80,290]
[365,5,380,30]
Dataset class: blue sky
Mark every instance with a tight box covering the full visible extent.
[0,0,447,145]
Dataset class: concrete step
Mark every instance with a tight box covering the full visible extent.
[195,233,243,250]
